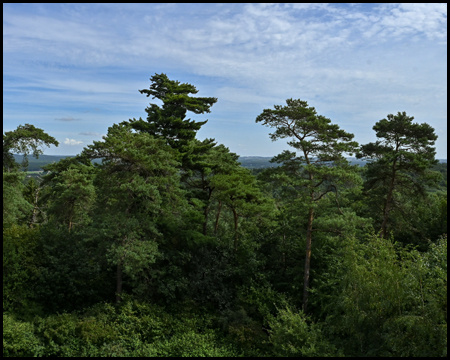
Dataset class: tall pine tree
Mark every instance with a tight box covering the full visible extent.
[256,98,360,312]
[356,111,440,239]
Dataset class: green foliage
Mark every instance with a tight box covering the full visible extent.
[3,314,43,357]
[3,124,58,227]
[46,167,96,231]
[432,162,447,190]
[324,232,447,356]
[21,177,45,227]
[4,299,239,357]
[211,166,275,250]
[268,307,339,357]
[3,171,31,227]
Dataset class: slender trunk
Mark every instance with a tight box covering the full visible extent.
[202,206,209,235]
[232,207,238,252]
[380,161,397,238]
[116,262,123,304]
[380,189,394,239]
[302,206,314,313]
[302,150,314,313]
[214,201,222,234]
[29,187,40,228]
[282,232,286,273]
[202,187,213,236]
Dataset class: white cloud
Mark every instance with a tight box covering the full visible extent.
[64,138,83,145]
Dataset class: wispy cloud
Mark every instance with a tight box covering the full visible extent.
[55,117,81,122]
[79,131,100,136]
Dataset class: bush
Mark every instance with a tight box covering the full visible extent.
[268,307,339,357]
[324,233,447,357]
[3,314,43,357]
[3,299,239,357]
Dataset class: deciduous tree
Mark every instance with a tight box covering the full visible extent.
[3,124,58,172]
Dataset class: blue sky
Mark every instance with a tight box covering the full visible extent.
[3,3,447,158]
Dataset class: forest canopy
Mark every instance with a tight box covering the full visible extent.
[3,74,447,357]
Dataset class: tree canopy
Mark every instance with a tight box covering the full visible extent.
[3,77,446,358]
[3,123,59,172]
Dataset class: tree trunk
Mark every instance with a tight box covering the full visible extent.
[214,201,222,235]
[202,205,209,235]
[29,187,40,228]
[233,207,239,252]
[202,187,213,235]
[380,161,397,238]
[116,262,123,304]
[302,206,314,313]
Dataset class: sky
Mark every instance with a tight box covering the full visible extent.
[3,3,447,158]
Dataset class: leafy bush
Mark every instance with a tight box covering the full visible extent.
[268,307,339,357]
[4,299,239,357]
[324,232,447,356]
[3,314,43,357]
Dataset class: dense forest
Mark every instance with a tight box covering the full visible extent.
[3,74,447,357]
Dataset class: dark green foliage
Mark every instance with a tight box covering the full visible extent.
[3,225,43,318]
[384,191,447,250]
[32,225,114,314]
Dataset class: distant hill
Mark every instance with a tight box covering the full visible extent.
[12,154,101,171]
[238,156,447,168]
[11,154,447,172]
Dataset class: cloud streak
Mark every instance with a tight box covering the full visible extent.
[55,117,81,122]
[79,131,101,136]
